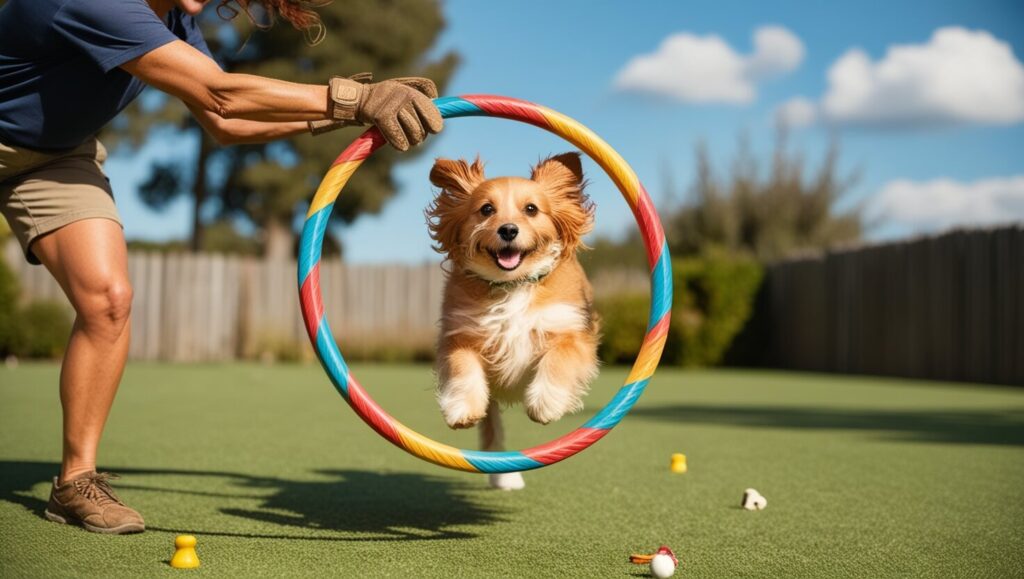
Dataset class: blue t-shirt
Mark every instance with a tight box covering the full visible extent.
[0,0,213,151]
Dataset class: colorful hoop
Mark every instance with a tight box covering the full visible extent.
[298,95,673,473]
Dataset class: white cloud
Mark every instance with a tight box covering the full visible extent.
[871,176,1024,234]
[776,97,817,127]
[614,25,804,105]
[792,27,1024,128]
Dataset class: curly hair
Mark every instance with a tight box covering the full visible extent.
[217,0,330,44]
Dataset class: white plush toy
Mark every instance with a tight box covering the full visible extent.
[742,488,767,510]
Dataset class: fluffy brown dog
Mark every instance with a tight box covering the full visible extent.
[426,152,600,489]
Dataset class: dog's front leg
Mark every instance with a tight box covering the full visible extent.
[525,332,599,425]
[480,400,525,490]
[437,344,490,429]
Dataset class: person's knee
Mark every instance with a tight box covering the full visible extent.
[77,279,133,335]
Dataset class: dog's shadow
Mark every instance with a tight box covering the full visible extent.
[0,461,505,541]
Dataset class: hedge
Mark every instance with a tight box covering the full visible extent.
[596,251,763,367]
[0,256,72,359]
[0,256,18,356]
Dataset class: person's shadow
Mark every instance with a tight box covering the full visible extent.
[0,461,505,541]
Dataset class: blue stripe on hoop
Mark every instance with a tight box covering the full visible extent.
[315,318,350,398]
[583,378,650,430]
[648,241,673,331]
[463,450,544,473]
[298,203,333,285]
[435,96,485,118]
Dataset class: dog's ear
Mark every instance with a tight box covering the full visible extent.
[531,152,594,253]
[426,157,486,257]
[531,152,584,192]
[429,157,486,199]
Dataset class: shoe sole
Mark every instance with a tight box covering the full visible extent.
[44,509,145,535]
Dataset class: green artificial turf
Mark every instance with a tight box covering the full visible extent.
[1,363,1022,578]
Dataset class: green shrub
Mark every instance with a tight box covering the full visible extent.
[0,257,18,356]
[667,251,764,367]
[0,251,73,360]
[15,301,72,359]
[594,251,763,367]
[595,293,649,364]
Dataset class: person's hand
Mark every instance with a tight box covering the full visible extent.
[326,75,443,151]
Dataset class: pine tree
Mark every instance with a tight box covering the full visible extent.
[668,129,863,260]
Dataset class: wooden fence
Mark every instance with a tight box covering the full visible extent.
[765,226,1024,385]
[15,225,1017,384]
[4,240,647,362]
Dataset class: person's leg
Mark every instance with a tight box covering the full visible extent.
[30,218,132,483]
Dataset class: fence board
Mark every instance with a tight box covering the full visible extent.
[2,244,492,362]
[765,226,1023,386]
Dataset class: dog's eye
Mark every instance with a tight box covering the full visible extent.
[525,203,539,216]
[480,203,495,216]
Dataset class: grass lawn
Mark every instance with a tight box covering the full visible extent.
[1,362,1022,578]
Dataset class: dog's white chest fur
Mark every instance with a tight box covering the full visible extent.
[448,285,587,387]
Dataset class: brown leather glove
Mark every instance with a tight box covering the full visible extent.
[324,75,443,151]
[308,73,372,137]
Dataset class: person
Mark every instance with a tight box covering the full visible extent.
[0,0,444,534]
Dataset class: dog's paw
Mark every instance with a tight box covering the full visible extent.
[438,379,489,429]
[525,405,560,425]
[524,380,580,425]
[440,396,486,429]
[448,415,484,429]
[489,472,525,491]
[442,405,485,429]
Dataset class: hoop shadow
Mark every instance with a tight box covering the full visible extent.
[0,461,505,541]
[628,404,1024,446]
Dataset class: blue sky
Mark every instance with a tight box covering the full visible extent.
[106,0,1024,263]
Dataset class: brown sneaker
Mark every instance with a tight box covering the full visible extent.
[44,471,145,534]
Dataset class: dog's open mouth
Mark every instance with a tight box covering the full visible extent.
[489,247,530,271]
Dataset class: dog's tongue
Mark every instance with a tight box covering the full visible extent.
[497,248,522,269]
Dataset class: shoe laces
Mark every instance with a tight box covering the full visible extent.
[72,472,124,507]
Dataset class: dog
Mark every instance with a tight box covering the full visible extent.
[426,152,600,490]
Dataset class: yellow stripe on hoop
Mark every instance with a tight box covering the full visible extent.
[306,161,363,218]
[394,423,478,471]
[625,333,668,385]
[538,107,642,209]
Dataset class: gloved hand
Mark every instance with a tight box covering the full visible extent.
[318,73,443,151]
[308,72,372,137]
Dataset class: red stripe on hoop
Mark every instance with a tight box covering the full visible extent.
[648,310,671,339]
[522,427,609,464]
[347,378,402,444]
[635,183,665,270]
[462,95,551,129]
[331,129,388,166]
[299,264,323,341]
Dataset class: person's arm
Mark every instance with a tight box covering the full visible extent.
[121,40,328,123]
[122,40,442,149]
[185,103,311,146]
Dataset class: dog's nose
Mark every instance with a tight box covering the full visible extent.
[498,223,519,241]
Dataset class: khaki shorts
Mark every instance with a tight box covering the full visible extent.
[0,138,123,265]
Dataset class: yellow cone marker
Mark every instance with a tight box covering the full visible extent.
[670,453,687,473]
[170,535,200,569]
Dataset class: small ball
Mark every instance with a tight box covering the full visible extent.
[650,553,676,578]
[175,535,197,548]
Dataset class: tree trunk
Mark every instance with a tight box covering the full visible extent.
[190,133,213,252]
[264,218,293,261]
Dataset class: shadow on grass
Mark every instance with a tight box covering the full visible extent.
[629,404,1024,446]
[0,461,505,541]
